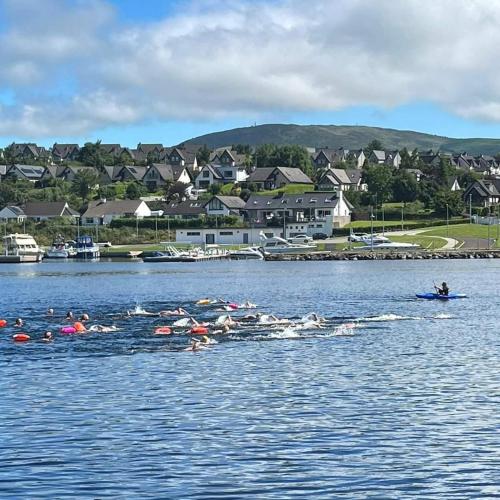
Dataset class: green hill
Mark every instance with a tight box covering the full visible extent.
[185,123,500,155]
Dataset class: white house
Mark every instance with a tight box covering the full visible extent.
[194,164,248,189]
[82,199,152,225]
[176,227,284,245]
[204,196,246,217]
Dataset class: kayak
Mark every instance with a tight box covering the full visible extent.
[416,293,467,300]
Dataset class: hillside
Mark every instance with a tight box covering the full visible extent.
[184,124,500,155]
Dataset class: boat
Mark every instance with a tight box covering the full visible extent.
[229,246,264,260]
[416,292,467,300]
[358,241,420,250]
[259,232,316,255]
[143,245,229,262]
[45,235,76,259]
[0,233,44,263]
[74,235,100,260]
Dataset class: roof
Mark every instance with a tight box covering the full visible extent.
[322,168,351,185]
[121,165,148,181]
[11,164,46,179]
[466,180,500,197]
[137,143,163,154]
[371,150,386,161]
[248,167,274,183]
[83,199,145,218]
[245,192,347,211]
[102,165,124,182]
[197,164,222,180]
[0,206,26,216]
[162,200,206,216]
[273,167,313,184]
[23,202,78,217]
[150,163,187,182]
[211,196,246,209]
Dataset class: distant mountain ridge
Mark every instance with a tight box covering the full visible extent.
[185,124,500,156]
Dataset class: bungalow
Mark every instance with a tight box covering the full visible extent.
[205,195,246,217]
[58,165,99,183]
[23,201,79,222]
[463,180,500,207]
[52,143,80,162]
[245,191,352,228]
[162,200,206,220]
[6,164,46,182]
[82,199,152,225]
[142,163,191,191]
[316,168,367,191]
[0,206,26,223]
[247,166,313,190]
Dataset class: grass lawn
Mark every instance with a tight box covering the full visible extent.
[259,184,314,196]
[389,235,447,249]
[420,224,500,247]
[347,220,421,229]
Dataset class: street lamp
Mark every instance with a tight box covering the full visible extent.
[469,193,472,224]
[151,210,164,243]
[446,203,449,237]
[370,206,374,251]
[401,205,404,231]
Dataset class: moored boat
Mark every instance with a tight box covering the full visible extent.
[45,235,76,259]
[75,235,100,260]
[259,232,316,255]
[0,233,44,263]
[229,246,264,260]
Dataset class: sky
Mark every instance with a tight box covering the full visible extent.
[2,0,500,147]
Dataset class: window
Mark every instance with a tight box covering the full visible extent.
[296,198,303,203]
[203,171,210,178]
[220,231,233,235]
[224,171,232,178]
[86,218,94,224]
[187,231,201,236]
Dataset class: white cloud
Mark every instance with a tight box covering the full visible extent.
[2,0,500,137]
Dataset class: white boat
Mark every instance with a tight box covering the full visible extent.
[259,232,316,255]
[0,233,44,263]
[229,246,264,260]
[75,235,100,260]
[45,236,76,259]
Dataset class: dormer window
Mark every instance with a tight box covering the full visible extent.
[296,198,303,203]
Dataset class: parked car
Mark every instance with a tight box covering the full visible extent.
[287,234,313,244]
[312,232,328,240]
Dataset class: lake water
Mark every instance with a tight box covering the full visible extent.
[1,259,499,498]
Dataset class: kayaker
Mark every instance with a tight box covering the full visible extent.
[436,282,449,296]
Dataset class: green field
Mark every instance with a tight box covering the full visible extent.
[420,224,500,248]
[347,220,421,229]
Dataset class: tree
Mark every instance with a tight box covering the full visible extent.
[433,190,464,216]
[165,181,189,202]
[254,144,313,177]
[196,145,211,166]
[209,184,221,195]
[392,170,418,204]
[365,139,384,156]
[126,182,147,200]
[71,169,100,201]
[399,148,413,170]
[78,141,106,169]
[436,157,455,187]
[363,164,394,204]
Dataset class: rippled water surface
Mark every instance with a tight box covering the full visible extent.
[1,259,499,498]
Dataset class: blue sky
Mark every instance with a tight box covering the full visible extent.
[2,0,500,147]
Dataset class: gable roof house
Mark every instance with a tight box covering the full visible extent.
[312,148,349,169]
[52,143,80,162]
[142,163,191,191]
[194,164,223,189]
[8,143,50,163]
[0,205,27,222]
[6,164,46,183]
[463,180,500,207]
[245,191,352,229]
[477,155,500,176]
[316,168,366,191]
[162,199,207,220]
[82,199,152,225]
[58,165,99,183]
[247,166,313,191]
[205,195,246,217]
[23,201,79,221]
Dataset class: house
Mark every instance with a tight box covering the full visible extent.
[204,196,246,217]
[194,164,223,189]
[162,200,206,220]
[100,165,125,184]
[449,177,461,191]
[368,150,401,168]
[247,166,313,190]
[245,191,352,228]
[476,155,500,176]
[210,148,248,167]
[23,201,79,221]
[406,168,424,182]
[52,143,80,162]
[176,227,284,246]
[418,151,442,168]
[82,199,152,225]
[142,163,191,191]
[463,180,500,207]
[7,143,50,163]
[0,206,26,222]
[118,165,148,183]
[6,164,46,182]
[40,165,66,182]
[347,149,366,168]
[58,165,99,183]
[163,147,199,170]
[312,148,349,169]
[316,168,367,191]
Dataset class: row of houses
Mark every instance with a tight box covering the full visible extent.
[0,189,353,233]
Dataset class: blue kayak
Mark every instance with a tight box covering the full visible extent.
[416,293,467,300]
